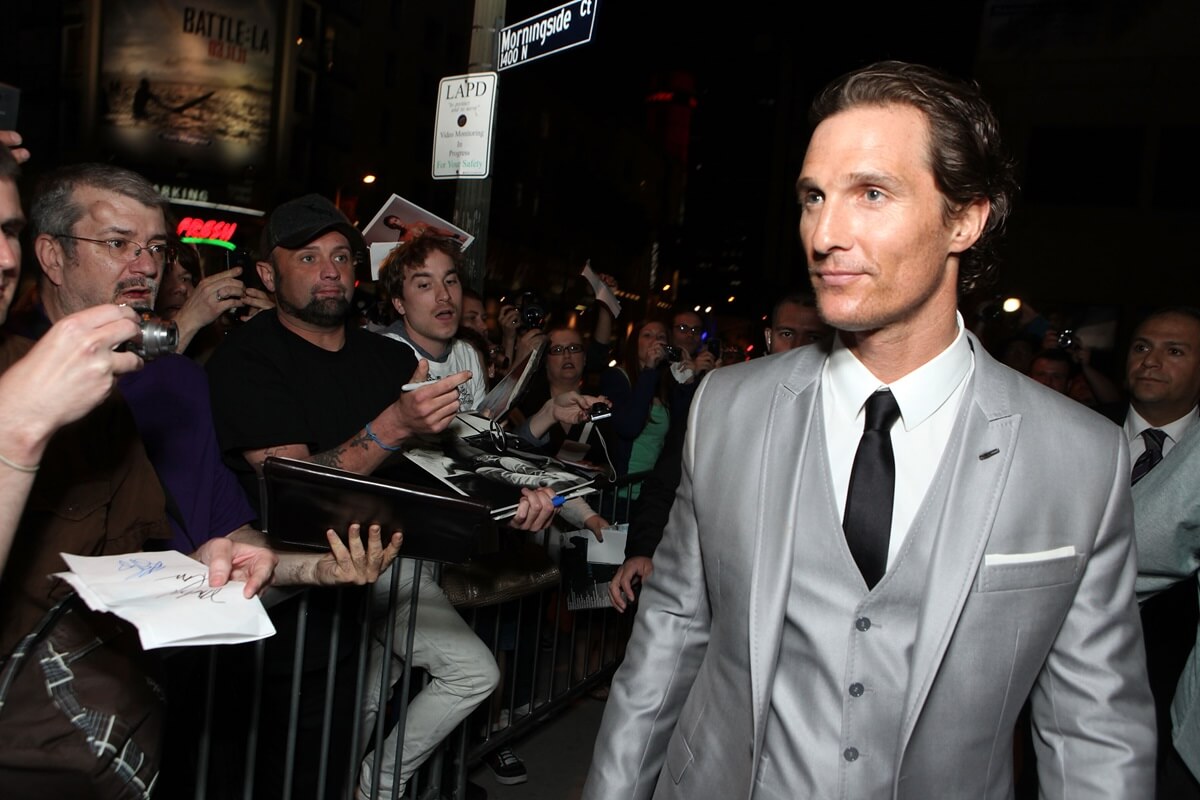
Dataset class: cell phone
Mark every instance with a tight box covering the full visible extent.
[0,84,20,129]
[705,338,722,357]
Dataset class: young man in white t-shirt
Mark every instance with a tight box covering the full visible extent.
[379,235,488,411]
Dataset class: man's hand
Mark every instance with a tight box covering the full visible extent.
[509,487,557,531]
[171,266,247,349]
[311,523,402,586]
[237,287,275,322]
[192,536,279,598]
[0,304,143,451]
[383,360,468,442]
[0,131,30,163]
[609,556,653,612]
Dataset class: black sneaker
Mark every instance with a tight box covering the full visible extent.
[484,746,528,785]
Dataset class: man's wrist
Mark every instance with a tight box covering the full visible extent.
[365,421,403,452]
[372,408,412,448]
[0,409,52,468]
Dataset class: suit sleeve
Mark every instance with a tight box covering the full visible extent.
[1030,427,1156,798]
[1132,427,1200,601]
[583,376,714,800]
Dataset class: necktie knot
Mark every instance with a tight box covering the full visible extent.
[1142,427,1167,455]
[864,390,901,433]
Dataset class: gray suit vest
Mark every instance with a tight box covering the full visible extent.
[758,384,970,799]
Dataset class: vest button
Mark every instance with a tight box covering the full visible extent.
[849,682,864,697]
[855,617,871,631]
[843,747,859,762]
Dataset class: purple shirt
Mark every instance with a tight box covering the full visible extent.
[119,354,256,552]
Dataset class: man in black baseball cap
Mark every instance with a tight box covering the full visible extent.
[259,192,367,260]
[209,192,557,799]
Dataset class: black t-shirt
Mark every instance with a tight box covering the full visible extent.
[207,309,417,508]
[206,310,417,681]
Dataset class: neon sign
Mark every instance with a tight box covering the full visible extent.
[178,217,239,250]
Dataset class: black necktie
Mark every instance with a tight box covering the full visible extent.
[843,390,902,589]
[1130,428,1167,485]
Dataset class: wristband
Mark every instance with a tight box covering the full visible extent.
[364,422,402,452]
[0,450,39,473]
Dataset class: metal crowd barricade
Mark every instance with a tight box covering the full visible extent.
[161,471,647,799]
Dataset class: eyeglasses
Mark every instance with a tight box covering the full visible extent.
[547,344,584,356]
[674,324,701,336]
[52,234,175,265]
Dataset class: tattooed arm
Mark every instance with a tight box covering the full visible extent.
[241,360,470,477]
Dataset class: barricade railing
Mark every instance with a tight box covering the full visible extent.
[160,471,648,799]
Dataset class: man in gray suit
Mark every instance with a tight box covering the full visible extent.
[1128,308,1200,797]
[584,61,1154,800]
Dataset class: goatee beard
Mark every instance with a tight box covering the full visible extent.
[289,296,350,327]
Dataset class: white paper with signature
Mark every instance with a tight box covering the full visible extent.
[55,551,276,650]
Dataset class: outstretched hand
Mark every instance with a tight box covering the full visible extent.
[314,523,403,586]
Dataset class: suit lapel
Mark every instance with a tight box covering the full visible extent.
[898,342,1022,748]
[749,347,824,764]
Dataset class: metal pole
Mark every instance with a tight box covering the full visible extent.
[453,0,506,292]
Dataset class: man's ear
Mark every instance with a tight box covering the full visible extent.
[949,198,990,254]
[35,234,66,287]
[391,296,405,317]
[256,260,275,292]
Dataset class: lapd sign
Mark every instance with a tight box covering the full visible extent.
[498,0,599,71]
[432,72,498,180]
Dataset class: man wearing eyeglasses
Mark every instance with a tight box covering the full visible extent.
[34,174,171,317]
[0,159,285,794]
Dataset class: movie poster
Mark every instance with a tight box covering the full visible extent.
[98,0,277,177]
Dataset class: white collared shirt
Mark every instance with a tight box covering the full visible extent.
[1124,405,1198,462]
[821,313,975,569]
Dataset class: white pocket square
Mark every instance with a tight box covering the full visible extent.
[984,546,1076,566]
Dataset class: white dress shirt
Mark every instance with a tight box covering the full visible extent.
[1124,404,1198,462]
[822,314,975,569]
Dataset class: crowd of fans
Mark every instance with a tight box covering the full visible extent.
[2,117,1199,800]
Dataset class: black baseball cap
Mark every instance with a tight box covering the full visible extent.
[260,193,365,259]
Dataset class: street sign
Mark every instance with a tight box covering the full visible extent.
[432,72,498,180]
[497,0,599,71]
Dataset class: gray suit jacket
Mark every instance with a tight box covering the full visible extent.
[1133,419,1200,779]
[584,336,1154,800]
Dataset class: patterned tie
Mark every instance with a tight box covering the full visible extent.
[843,390,902,589]
[1130,428,1167,485]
